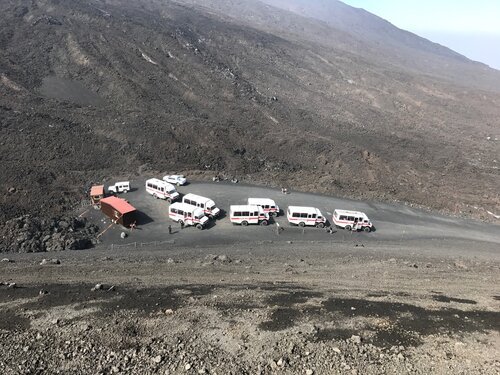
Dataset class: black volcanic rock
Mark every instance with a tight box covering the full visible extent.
[0,0,499,223]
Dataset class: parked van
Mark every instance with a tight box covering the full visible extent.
[229,205,269,226]
[145,178,179,202]
[332,209,373,232]
[287,206,326,228]
[247,198,280,216]
[169,202,209,229]
[108,181,130,194]
[182,193,221,218]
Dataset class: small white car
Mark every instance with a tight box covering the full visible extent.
[163,174,187,186]
[108,181,130,194]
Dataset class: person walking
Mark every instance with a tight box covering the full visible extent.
[180,221,185,230]
[168,225,172,234]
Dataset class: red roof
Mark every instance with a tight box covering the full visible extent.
[90,185,104,196]
[100,196,136,215]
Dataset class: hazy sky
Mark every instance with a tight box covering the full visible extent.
[342,0,500,70]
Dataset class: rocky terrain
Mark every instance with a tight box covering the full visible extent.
[0,215,98,253]
[1,2,499,372]
[0,240,499,374]
[0,0,499,230]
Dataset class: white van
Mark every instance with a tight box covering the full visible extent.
[287,206,326,228]
[108,181,130,194]
[332,209,373,232]
[247,198,280,216]
[229,205,269,226]
[182,193,221,218]
[169,202,209,229]
[145,178,179,202]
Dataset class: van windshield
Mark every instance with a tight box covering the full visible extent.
[196,213,204,219]
[207,204,215,210]
[167,188,176,194]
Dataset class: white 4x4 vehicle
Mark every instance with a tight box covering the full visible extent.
[108,181,130,194]
[163,175,187,186]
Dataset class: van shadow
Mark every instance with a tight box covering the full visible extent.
[217,209,227,220]
[203,218,220,230]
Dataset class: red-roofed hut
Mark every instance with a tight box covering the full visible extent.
[100,196,137,228]
[90,185,105,205]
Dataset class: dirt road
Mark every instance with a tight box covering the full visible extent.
[89,180,500,251]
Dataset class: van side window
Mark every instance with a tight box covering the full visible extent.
[242,211,249,216]
[254,211,259,216]
[311,213,316,218]
[264,205,269,209]
[171,208,177,214]
[200,203,204,208]
[178,210,184,215]
[234,211,242,216]
[340,215,347,220]
[300,213,308,218]
[292,213,300,218]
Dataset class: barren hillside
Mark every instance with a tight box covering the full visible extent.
[1,0,499,224]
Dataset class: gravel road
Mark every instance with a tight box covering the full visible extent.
[89,180,500,251]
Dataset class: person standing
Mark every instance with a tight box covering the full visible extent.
[168,225,172,234]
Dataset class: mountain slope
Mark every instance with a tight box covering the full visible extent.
[0,0,499,223]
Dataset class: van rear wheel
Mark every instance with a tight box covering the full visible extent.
[316,222,325,228]
[299,222,305,227]
[166,198,172,203]
[345,225,352,231]
[242,221,248,226]
[260,220,268,226]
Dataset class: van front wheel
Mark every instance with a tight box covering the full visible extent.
[316,222,325,228]
[260,220,268,226]
[363,226,371,232]
[242,221,248,226]
[345,225,352,231]
[166,198,172,203]
[196,224,203,230]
